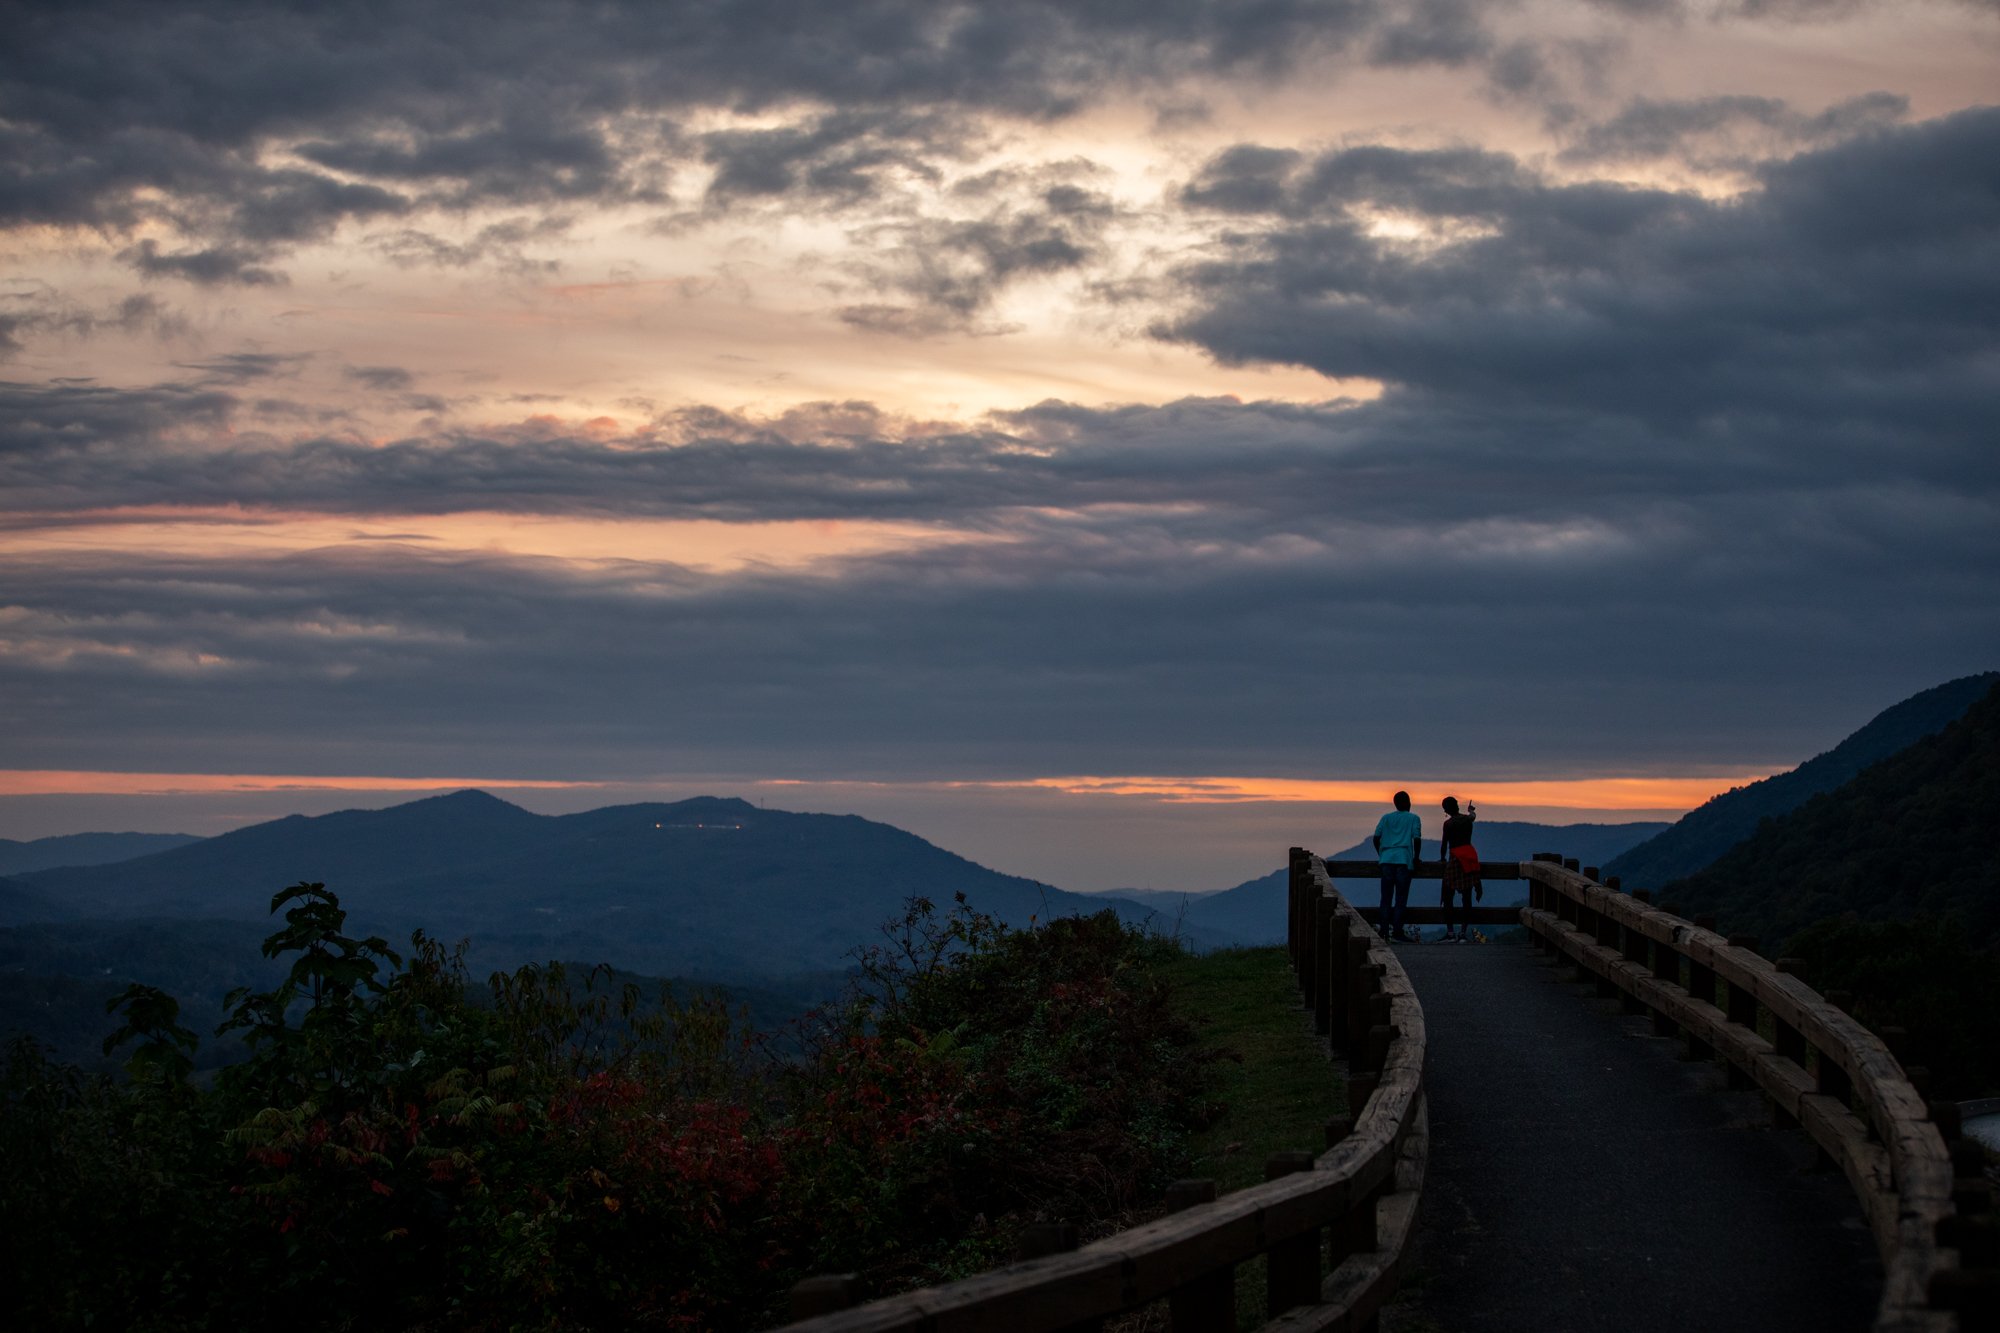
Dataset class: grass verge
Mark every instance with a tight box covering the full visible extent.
[1163,945,1347,1191]
[1158,945,1349,1331]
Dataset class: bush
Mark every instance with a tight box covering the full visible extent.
[0,885,1215,1331]
[1787,913,2000,1099]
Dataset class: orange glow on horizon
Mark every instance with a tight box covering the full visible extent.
[980,773,1762,811]
[2,768,1759,812]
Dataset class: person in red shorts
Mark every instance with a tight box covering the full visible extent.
[1438,795,1482,942]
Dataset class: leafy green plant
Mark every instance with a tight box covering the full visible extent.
[1,886,1215,1331]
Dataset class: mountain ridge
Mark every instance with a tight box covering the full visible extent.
[1661,678,2000,949]
[0,831,204,876]
[1603,671,1999,890]
[14,790,1214,975]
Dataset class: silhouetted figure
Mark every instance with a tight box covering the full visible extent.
[1372,790,1421,941]
[1439,795,1482,942]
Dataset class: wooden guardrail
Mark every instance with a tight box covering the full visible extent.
[1520,854,1992,1332]
[1313,858,1523,930]
[774,851,1430,1333]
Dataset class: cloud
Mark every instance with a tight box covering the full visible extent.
[836,181,1121,331]
[0,292,183,357]
[7,0,1920,284]
[699,108,961,210]
[295,117,637,208]
[369,216,571,273]
[120,240,285,287]
[173,353,311,385]
[0,0,1387,280]
[1368,0,1494,67]
[1162,107,2000,443]
[2,441,1992,785]
[344,365,415,392]
[1558,91,1909,165]
[2,2,1994,796]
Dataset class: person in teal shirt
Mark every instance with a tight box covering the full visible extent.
[1372,791,1422,941]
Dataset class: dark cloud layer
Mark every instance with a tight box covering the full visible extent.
[5,0,1917,290]
[5,109,1996,780]
[1,0,1386,280]
[1168,109,2000,438]
[2,2,1995,793]
[1557,91,1909,164]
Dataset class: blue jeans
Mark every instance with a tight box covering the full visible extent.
[1378,864,1413,935]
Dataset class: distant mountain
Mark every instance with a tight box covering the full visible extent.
[0,831,203,876]
[1604,672,2000,890]
[1095,887,1220,910]
[0,874,66,927]
[1171,821,1669,945]
[16,790,1208,977]
[1174,869,1286,943]
[1663,679,2000,950]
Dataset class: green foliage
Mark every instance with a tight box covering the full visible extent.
[1787,915,2000,1097]
[0,885,1215,1331]
[1664,680,2000,950]
[103,982,200,1084]
[1660,680,2000,1097]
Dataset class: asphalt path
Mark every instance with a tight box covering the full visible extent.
[1387,937,1881,1333]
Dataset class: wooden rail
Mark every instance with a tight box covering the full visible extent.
[774,851,1430,1332]
[1520,855,1987,1332]
[1315,858,1524,928]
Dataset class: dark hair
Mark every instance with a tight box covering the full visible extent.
[1393,790,1411,811]
[1442,796,1459,814]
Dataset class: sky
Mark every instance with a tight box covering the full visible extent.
[2,0,1997,892]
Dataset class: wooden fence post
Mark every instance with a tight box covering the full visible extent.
[1014,1223,1101,1333]
[1685,916,1717,1061]
[1773,959,1809,1065]
[1296,852,1312,964]
[1618,901,1649,1014]
[1313,896,1336,1036]
[1649,934,1680,1038]
[1266,1152,1322,1317]
[790,1275,859,1320]
[1164,1179,1232,1333]
[1325,913,1351,1047]
[1345,951,1377,1049]
[1348,1071,1379,1117]
[1722,936,1759,1090]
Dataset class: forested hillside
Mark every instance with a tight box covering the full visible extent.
[1664,679,2000,1095]
[1604,672,1998,889]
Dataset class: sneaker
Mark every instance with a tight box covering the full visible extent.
[1441,930,1458,943]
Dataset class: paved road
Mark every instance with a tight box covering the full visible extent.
[1388,938,1880,1333]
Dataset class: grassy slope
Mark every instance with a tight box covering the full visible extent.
[1156,946,1348,1330]
[1164,946,1345,1192]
